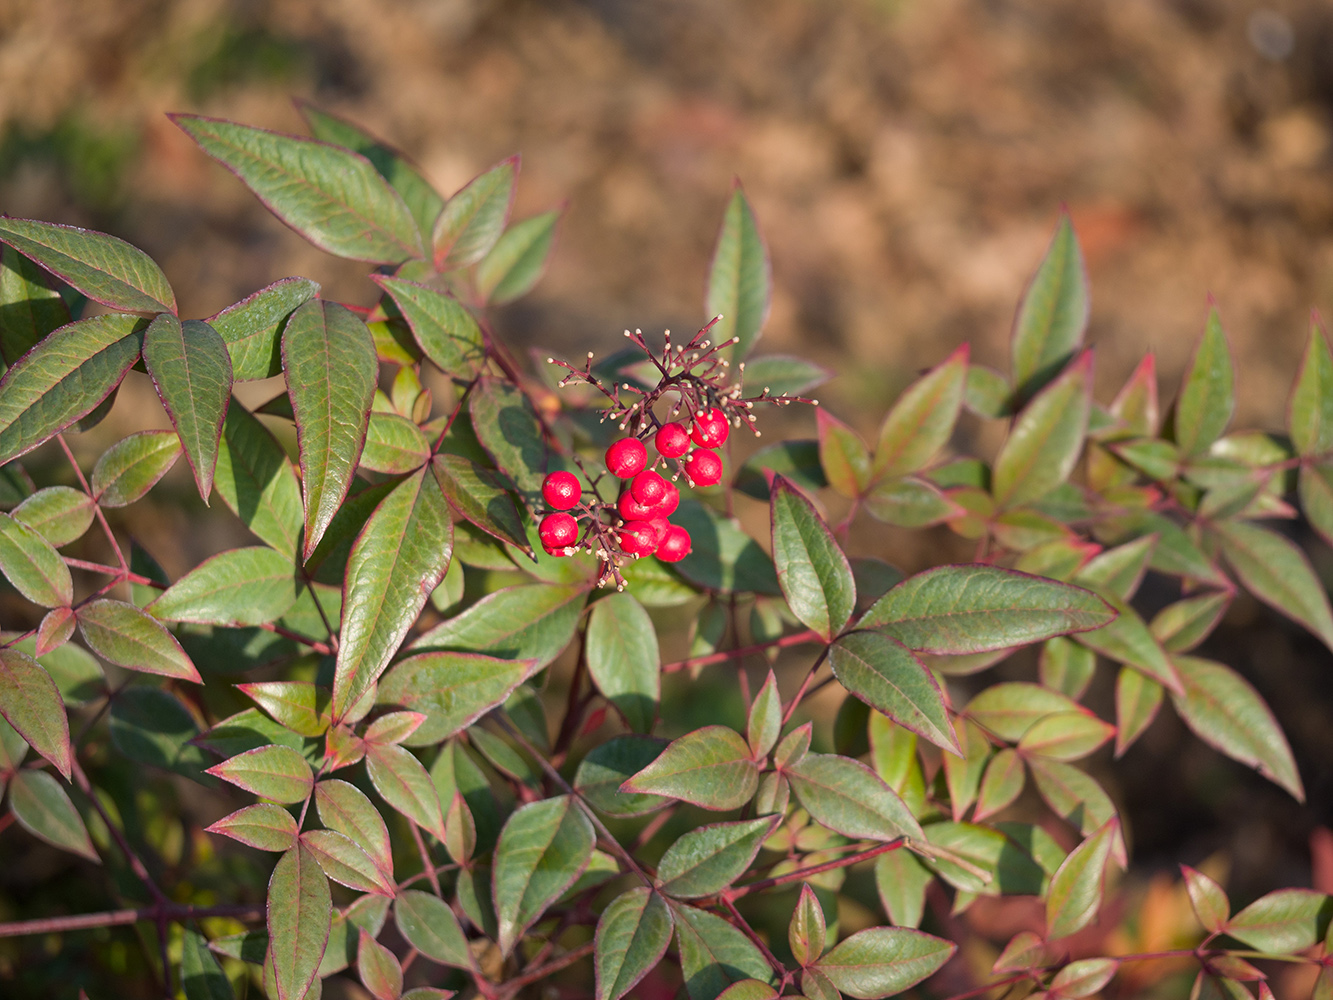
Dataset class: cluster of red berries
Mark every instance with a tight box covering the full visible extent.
[536,408,732,567]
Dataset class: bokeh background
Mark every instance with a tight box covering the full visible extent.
[4,0,1333,996]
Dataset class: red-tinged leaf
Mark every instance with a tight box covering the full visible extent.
[1110,353,1158,436]
[814,926,957,1000]
[267,843,332,1000]
[1039,637,1096,699]
[377,650,535,746]
[862,474,962,528]
[770,476,855,641]
[0,243,70,365]
[586,592,660,734]
[239,682,331,738]
[433,156,518,269]
[875,848,933,929]
[91,430,182,508]
[1074,596,1181,694]
[817,409,871,498]
[942,718,989,820]
[787,752,922,841]
[829,630,958,754]
[35,607,76,656]
[332,465,453,722]
[314,779,392,878]
[1016,711,1114,762]
[0,314,144,467]
[212,402,304,558]
[746,671,781,760]
[12,485,95,549]
[324,725,365,772]
[1212,519,1333,652]
[0,647,70,778]
[993,350,1093,508]
[1114,666,1162,756]
[365,741,445,839]
[1170,655,1304,801]
[373,276,487,381]
[432,454,532,556]
[1289,316,1333,456]
[1050,957,1118,998]
[673,902,775,1000]
[656,816,781,899]
[8,769,98,862]
[964,682,1084,741]
[77,598,200,682]
[1150,591,1231,653]
[1045,818,1119,939]
[707,182,771,364]
[362,711,423,747]
[150,547,302,627]
[992,931,1048,973]
[0,511,72,608]
[208,277,320,381]
[173,114,425,264]
[1027,757,1118,838]
[595,887,674,1000]
[1226,888,1333,953]
[1172,307,1234,456]
[873,343,969,479]
[621,726,758,811]
[207,744,313,804]
[301,829,395,896]
[1010,212,1088,399]
[360,411,430,474]
[394,889,472,969]
[974,748,1025,821]
[1180,865,1229,933]
[357,930,402,1000]
[476,209,561,304]
[207,803,299,852]
[0,217,175,313]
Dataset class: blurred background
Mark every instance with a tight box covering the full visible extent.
[3,0,1333,995]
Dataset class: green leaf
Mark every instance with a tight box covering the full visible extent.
[182,924,236,1000]
[1212,519,1333,652]
[1027,758,1117,837]
[282,299,378,557]
[1114,666,1162,756]
[1150,591,1230,653]
[91,430,182,508]
[1225,888,1333,953]
[149,546,301,627]
[432,453,531,555]
[492,794,595,955]
[789,882,826,967]
[193,707,305,759]
[468,375,551,499]
[770,476,855,640]
[477,209,561,304]
[1010,212,1088,398]
[1016,711,1114,761]
[964,365,1011,418]
[674,902,774,1000]
[992,350,1092,507]
[365,741,445,838]
[0,511,72,607]
[173,114,425,264]
[595,887,674,1000]
[360,411,429,474]
[208,277,320,381]
[575,735,669,817]
[109,686,208,778]
[740,355,831,399]
[357,931,403,1000]
[395,889,472,969]
[206,803,299,852]
[267,843,332,1000]
[1073,597,1181,694]
[1181,864,1229,933]
[875,849,933,928]
[734,440,827,501]
[862,475,959,529]
[433,157,517,269]
[1173,307,1234,456]
[1039,636,1096,699]
[77,598,200,682]
[860,565,1114,653]
[656,816,779,899]
[12,486,94,548]
[378,650,535,746]
[818,409,871,498]
[0,217,174,313]
[1049,958,1118,998]
[706,183,770,364]
[622,726,758,811]
[0,243,71,365]
[8,769,97,861]
[874,343,969,479]
[0,313,144,466]
[829,631,957,753]
[413,583,586,667]
[963,682,1084,741]
[1045,818,1118,939]
[239,682,331,738]
[314,778,392,878]
[815,927,956,1000]
[942,719,989,820]
[333,465,453,722]
[0,647,69,778]
[587,592,660,733]
[974,748,1025,820]
[746,671,782,760]
[212,402,303,558]
[1170,654,1303,800]
[1290,317,1333,456]
[300,829,395,895]
[787,752,923,841]
[207,744,313,803]
[373,276,487,381]
[671,500,781,594]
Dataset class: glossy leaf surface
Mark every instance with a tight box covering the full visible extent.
[77,598,200,682]
[770,476,855,640]
[267,843,332,1000]
[622,726,758,811]
[595,887,673,1000]
[587,592,660,733]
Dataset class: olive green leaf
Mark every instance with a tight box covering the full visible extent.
[266,843,332,1000]
[1180,864,1229,933]
[374,276,488,381]
[814,927,957,1000]
[786,752,923,841]
[150,547,301,627]
[206,803,299,852]
[432,453,531,554]
[377,650,536,746]
[673,902,774,1000]
[707,182,770,364]
[207,277,320,381]
[12,486,95,548]
[433,156,518,269]
[91,431,182,508]
[1045,818,1119,939]
[0,647,70,778]
[818,409,872,498]
[360,411,430,474]
[207,744,313,804]
[829,630,958,754]
[874,343,969,479]
[314,778,392,879]
[477,209,561,304]
[0,511,72,608]
[9,769,98,862]
[1010,211,1088,399]
[109,687,210,779]
[656,816,780,899]
[0,243,70,365]
[770,476,855,640]
[300,829,395,896]
[621,726,758,811]
[1225,888,1333,953]
[575,736,669,818]
[365,741,446,839]
[1172,306,1234,457]
[181,924,236,1000]
[746,671,782,760]
[587,592,660,733]
[788,883,826,967]
[595,887,674,1000]
[993,350,1092,508]
[1289,316,1333,456]
[413,583,586,668]
[238,682,331,738]
[77,598,201,682]
[212,402,304,558]
[395,888,472,969]
[1212,519,1333,653]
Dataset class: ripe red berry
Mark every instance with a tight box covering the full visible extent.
[606,437,647,478]
[690,408,730,448]
[539,512,579,553]
[645,517,670,546]
[618,490,657,521]
[656,524,692,562]
[654,421,691,458]
[684,448,723,487]
[618,521,658,557]
[655,479,680,517]
[631,470,667,507]
[541,471,581,510]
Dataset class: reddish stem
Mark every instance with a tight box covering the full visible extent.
[727,838,904,898]
[663,629,822,675]
[0,903,263,939]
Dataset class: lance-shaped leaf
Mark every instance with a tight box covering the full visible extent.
[818,410,871,498]
[1028,758,1117,840]
[1181,864,1230,933]
[477,209,561,304]
[0,511,72,608]
[1074,598,1181,694]
[656,816,779,899]
[788,883,826,967]
[1045,818,1118,939]
[707,183,770,364]
[814,927,956,1000]
[829,630,958,754]
[357,932,402,1000]
[874,343,970,479]
[674,903,774,1000]
[413,583,586,667]
[575,736,669,817]
[209,277,320,381]
[0,217,175,313]
[587,592,660,733]
[0,243,70,364]
[1225,888,1333,953]
[770,476,855,640]
[993,350,1092,508]
[963,682,1084,741]
[1050,958,1118,999]
[314,778,392,878]
[182,924,235,1000]
[36,607,75,656]
[301,829,395,895]
[395,889,472,969]
[239,682,331,738]
[596,888,673,1000]
[267,843,332,1000]
[432,453,530,554]
[875,850,933,929]
[173,115,425,264]
[142,314,232,500]
[13,486,95,548]
[91,431,182,507]
[621,726,758,811]
[747,671,781,759]
[1011,212,1088,398]
[373,277,487,381]
[975,748,1025,820]
[150,546,301,627]
[1016,711,1114,762]
[377,650,535,746]
[208,744,313,804]
[0,313,144,467]
[282,299,377,557]
[360,411,429,474]
[9,769,98,861]
[786,753,923,841]
[1290,317,1333,456]
[333,465,453,721]
[1173,307,1234,456]
[213,402,304,558]
[1170,655,1303,800]
[860,565,1114,653]
[1115,666,1163,756]
[469,376,550,498]
[0,647,70,778]
[365,741,445,839]
[77,598,200,682]
[433,157,518,269]
[492,794,595,955]
[207,803,299,852]
[1212,519,1333,653]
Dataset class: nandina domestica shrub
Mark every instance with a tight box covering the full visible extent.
[0,106,1330,1000]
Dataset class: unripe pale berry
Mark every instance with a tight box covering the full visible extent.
[541,471,581,510]
[606,437,647,478]
[539,512,579,552]
[690,407,730,448]
[618,490,658,521]
[631,470,667,507]
[684,448,723,487]
[618,521,657,557]
[656,524,692,562]
[655,421,691,458]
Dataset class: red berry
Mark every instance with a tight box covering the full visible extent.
[539,512,579,552]
[645,517,670,546]
[541,471,581,510]
[606,437,647,478]
[655,479,680,517]
[631,470,667,507]
[656,524,692,562]
[690,408,730,448]
[618,521,658,557]
[618,490,658,521]
[655,422,691,458]
[684,449,723,487]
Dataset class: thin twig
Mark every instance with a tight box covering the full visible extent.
[663,629,822,675]
[0,903,264,939]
